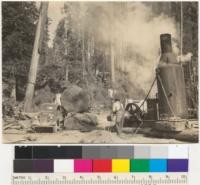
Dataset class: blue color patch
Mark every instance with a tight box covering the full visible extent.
[150,159,167,172]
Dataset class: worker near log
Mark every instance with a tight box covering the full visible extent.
[112,97,124,135]
[56,105,68,129]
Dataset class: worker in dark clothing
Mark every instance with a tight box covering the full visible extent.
[56,105,68,129]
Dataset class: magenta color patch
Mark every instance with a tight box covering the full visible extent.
[74,159,92,172]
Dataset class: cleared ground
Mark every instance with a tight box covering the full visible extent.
[3,111,185,144]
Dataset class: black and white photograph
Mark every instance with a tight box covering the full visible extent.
[2,1,199,143]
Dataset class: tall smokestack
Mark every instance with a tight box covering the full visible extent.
[159,33,177,64]
[160,33,172,53]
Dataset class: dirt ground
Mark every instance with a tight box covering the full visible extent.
[3,130,186,144]
[3,111,185,144]
[3,131,185,144]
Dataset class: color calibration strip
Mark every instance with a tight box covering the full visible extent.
[14,159,188,173]
[15,145,188,159]
[14,145,188,173]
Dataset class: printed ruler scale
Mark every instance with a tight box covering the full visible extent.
[12,173,188,185]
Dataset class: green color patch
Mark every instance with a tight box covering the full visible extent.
[130,159,150,172]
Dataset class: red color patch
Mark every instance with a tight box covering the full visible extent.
[93,159,112,172]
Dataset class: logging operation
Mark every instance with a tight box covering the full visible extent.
[2,2,198,143]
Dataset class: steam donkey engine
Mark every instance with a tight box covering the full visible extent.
[154,34,195,132]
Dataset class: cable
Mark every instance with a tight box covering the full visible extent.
[139,55,160,109]
[139,76,157,108]
[157,74,176,117]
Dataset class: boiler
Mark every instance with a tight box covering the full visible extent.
[156,34,188,119]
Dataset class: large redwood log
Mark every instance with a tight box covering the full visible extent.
[175,129,198,143]
[61,85,90,113]
[64,113,98,132]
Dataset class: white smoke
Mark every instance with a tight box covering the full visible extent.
[110,3,178,97]
[177,52,193,62]
[61,2,180,98]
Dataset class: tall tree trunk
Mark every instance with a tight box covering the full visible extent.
[81,30,86,80]
[110,33,115,87]
[11,83,16,102]
[110,3,115,88]
[87,37,91,72]
[65,65,69,81]
[24,2,49,112]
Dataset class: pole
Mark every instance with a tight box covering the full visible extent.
[81,30,86,80]
[180,2,183,58]
[111,41,115,86]
[110,3,115,87]
[24,2,49,112]
[81,3,86,81]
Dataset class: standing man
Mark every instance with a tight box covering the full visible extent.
[112,97,124,135]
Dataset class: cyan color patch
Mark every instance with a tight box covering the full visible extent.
[150,159,167,172]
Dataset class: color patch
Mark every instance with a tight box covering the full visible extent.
[93,159,112,172]
[33,146,82,159]
[15,146,33,159]
[167,159,188,172]
[150,159,167,172]
[150,146,168,159]
[116,147,134,158]
[14,160,33,173]
[74,159,92,172]
[112,159,130,172]
[134,146,150,159]
[168,146,188,159]
[83,146,118,158]
[130,159,149,172]
[33,160,54,173]
[82,146,134,159]
[54,159,74,172]
[82,146,102,159]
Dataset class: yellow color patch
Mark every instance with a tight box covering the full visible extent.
[112,159,130,172]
